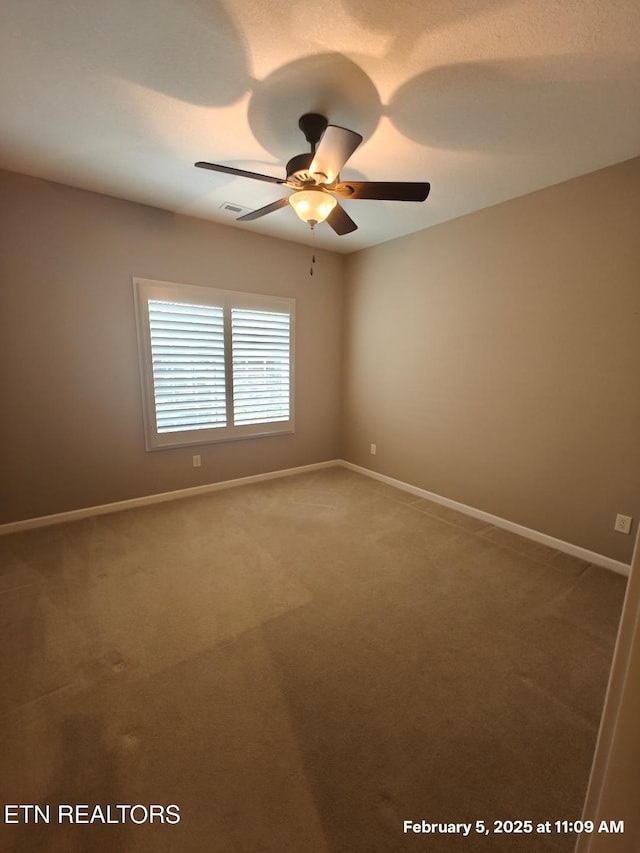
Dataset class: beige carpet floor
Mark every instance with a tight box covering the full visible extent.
[0,466,627,852]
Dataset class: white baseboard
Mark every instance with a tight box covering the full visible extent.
[1,458,631,576]
[0,460,340,535]
[340,461,631,577]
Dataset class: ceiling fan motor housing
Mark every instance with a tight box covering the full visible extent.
[287,114,332,185]
[286,152,327,185]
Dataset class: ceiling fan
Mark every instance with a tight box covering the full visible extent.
[195,113,430,235]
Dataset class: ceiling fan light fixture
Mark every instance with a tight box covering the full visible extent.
[289,189,337,226]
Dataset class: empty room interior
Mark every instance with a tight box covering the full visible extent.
[1,1,639,852]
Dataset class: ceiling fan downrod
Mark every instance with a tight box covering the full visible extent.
[298,113,328,154]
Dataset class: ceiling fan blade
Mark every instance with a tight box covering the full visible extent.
[195,162,284,185]
[335,181,431,202]
[326,202,358,236]
[309,125,363,183]
[236,197,290,222]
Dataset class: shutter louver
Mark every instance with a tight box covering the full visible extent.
[231,308,290,425]
[148,299,227,432]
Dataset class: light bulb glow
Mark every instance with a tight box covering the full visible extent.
[289,190,337,225]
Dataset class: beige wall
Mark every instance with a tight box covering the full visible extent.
[2,162,639,563]
[0,170,344,524]
[342,158,640,563]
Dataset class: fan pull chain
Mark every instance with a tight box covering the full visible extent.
[310,225,316,276]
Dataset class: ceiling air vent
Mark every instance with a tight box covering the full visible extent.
[220,201,252,216]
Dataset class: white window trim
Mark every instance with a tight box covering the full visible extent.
[133,277,295,450]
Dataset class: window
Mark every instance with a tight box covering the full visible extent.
[134,278,294,449]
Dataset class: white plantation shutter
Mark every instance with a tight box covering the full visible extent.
[231,308,290,425]
[134,278,294,449]
[148,300,227,432]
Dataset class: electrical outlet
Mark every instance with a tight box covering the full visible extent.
[614,514,632,535]
[192,455,201,468]
[370,444,377,455]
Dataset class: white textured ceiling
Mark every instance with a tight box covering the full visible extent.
[1,0,639,253]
